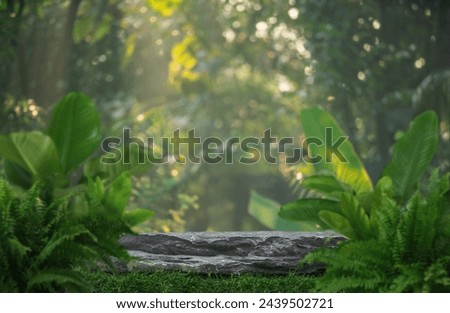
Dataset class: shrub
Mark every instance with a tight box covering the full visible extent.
[0,92,153,292]
[280,108,450,292]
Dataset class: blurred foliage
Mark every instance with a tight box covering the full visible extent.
[248,191,317,231]
[0,0,449,231]
[0,97,44,134]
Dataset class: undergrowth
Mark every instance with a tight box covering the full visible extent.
[82,270,318,293]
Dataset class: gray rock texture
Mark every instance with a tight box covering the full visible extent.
[118,231,344,274]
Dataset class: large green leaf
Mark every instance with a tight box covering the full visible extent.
[369,176,399,240]
[339,194,372,240]
[382,110,438,203]
[87,176,106,202]
[2,160,33,189]
[84,145,153,182]
[318,211,355,239]
[300,107,373,194]
[0,131,61,180]
[48,92,101,174]
[248,191,319,231]
[301,173,353,200]
[122,209,154,227]
[105,172,132,217]
[279,198,341,229]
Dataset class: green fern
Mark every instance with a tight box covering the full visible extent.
[423,257,450,292]
[0,180,86,291]
[369,177,400,241]
[27,269,89,292]
[394,193,433,263]
[0,93,153,292]
[302,166,450,292]
[283,110,449,292]
[0,172,151,292]
[305,240,392,292]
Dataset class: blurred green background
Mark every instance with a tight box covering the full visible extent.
[1,0,448,231]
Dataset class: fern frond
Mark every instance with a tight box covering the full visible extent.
[389,263,424,292]
[372,197,399,240]
[394,193,435,263]
[431,173,450,256]
[370,177,400,240]
[389,259,450,293]
[0,277,18,292]
[26,269,90,292]
[339,194,372,240]
[423,257,450,292]
[34,225,93,266]
[306,240,394,292]
[0,179,12,208]
[7,238,30,259]
[426,171,449,208]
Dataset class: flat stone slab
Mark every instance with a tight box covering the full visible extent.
[118,231,344,274]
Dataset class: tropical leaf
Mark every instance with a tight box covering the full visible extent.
[2,160,33,189]
[382,110,438,203]
[301,173,353,200]
[84,145,153,182]
[48,92,101,174]
[87,176,106,202]
[319,211,355,239]
[279,198,341,229]
[248,191,319,231]
[122,209,154,227]
[300,107,373,193]
[105,172,132,216]
[339,194,372,240]
[0,131,61,179]
[369,177,399,240]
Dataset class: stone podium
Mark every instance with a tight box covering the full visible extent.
[117,231,344,274]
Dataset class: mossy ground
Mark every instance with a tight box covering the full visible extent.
[83,270,319,293]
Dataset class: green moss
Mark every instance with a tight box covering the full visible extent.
[82,270,318,293]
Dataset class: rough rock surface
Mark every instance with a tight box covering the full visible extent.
[118,231,344,274]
